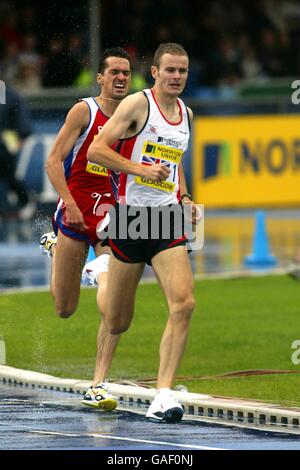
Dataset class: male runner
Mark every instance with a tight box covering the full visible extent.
[40,47,132,410]
[87,43,197,423]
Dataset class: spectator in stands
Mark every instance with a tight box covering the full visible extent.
[0,9,21,48]
[1,42,19,84]
[0,85,36,219]
[259,28,283,77]
[210,35,242,86]
[12,33,42,92]
[42,37,79,87]
[278,31,297,76]
[239,34,263,80]
[13,57,42,92]
[73,54,93,88]
[1,0,300,93]
[18,33,41,71]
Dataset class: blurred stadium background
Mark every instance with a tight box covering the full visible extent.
[1,0,300,288]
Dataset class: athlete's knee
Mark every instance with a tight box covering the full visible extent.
[54,300,77,319]
[109,325,129,335]
[184,294,196,317]
[105,316,132,335]
[170,294,195,322]
[108,320,131,335]
[56,308,75,319]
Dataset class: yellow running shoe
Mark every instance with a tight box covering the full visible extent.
[81,383,117,411]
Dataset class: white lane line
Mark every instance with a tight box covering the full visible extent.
[30,429,226,451]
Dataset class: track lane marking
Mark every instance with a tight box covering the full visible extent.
[30,429,226,450]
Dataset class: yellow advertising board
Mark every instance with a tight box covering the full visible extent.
[193,115,300,208]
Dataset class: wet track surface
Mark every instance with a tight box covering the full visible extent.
[1,383,300,450]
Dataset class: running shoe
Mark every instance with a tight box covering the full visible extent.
[81,254,110,286]
[146,388,184,423]
[81,383,117,411]
[39,231,57,257]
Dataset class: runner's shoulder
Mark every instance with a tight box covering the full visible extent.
[118,91,148,114]
[186,106,193,121]
[65,100,90,129]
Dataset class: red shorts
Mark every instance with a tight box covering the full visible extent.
[53,190,115,246]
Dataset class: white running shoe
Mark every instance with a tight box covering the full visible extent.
[39,231,57,257]
[81,383,118,411]
[146,388,184,423]
[81,254,110,286]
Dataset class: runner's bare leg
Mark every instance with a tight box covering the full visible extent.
[104,254,145,335]
[91,245,121,386]
[151,246,195,389]
[51,231,88,318]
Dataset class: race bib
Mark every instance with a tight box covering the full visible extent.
[134,177,176,192]
[135,141,183,192]
[86,161,108,177]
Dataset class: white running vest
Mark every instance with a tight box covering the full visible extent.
[117,88,190,206]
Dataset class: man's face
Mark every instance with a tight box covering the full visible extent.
[152,53,189,97]
[97,56,131,100]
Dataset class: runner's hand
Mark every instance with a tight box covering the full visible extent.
[65,201,89,231]
[181,198,203,225]
[142,163,171,182]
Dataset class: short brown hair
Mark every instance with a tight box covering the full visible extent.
[153,43,188,68]
[98,47,131,73]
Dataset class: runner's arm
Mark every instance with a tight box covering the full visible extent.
[45,101,89,230]
[180,106,193,201]
[46,101,88,204]
[179,163,189,201]
[179,109,201,223]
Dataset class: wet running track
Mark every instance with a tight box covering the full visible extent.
[1,383,300,451]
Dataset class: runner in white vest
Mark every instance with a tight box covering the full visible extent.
[88,43,198,423]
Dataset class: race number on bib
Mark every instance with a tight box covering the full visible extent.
[135,141,183,192]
